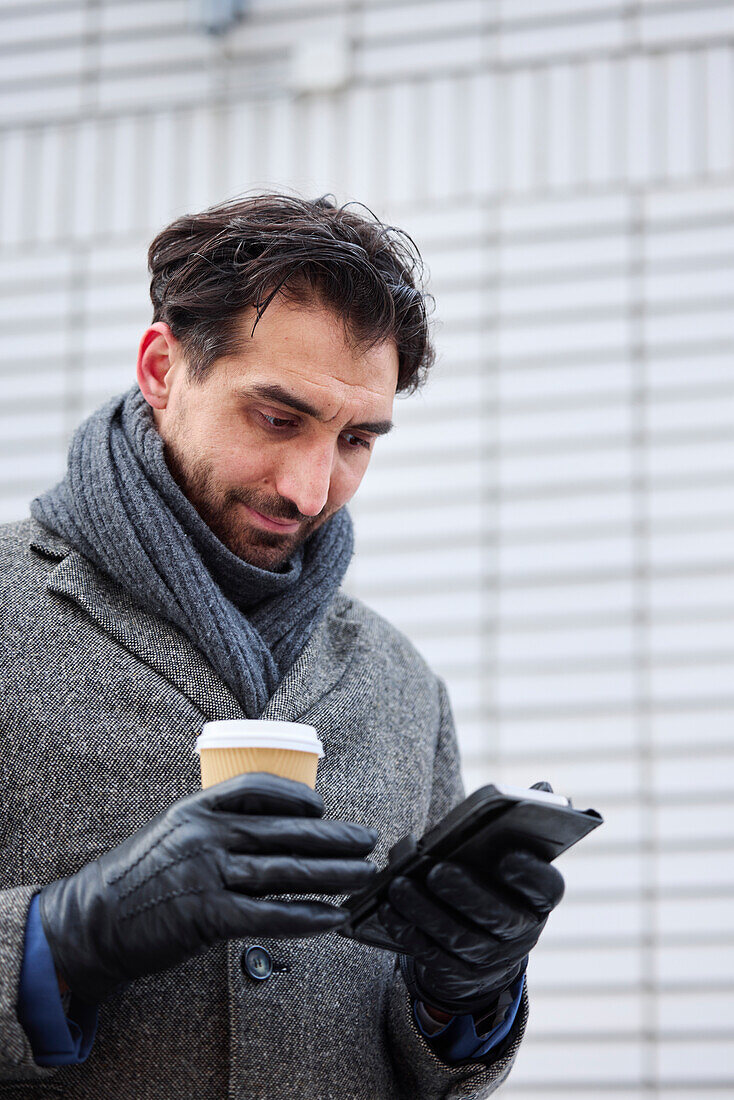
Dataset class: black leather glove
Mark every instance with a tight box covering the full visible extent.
[39,772,378,1005]
[380,782,565,1018]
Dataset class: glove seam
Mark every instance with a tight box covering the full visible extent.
[106,820,182,885]
[117,844,218,901]
[120,885,207,922]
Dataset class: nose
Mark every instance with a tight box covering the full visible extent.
[273,439,335,518]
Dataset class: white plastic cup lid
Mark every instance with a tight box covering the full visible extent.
[196,720,324,757]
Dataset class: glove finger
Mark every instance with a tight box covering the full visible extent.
[200,772,326,818]
[377,899,475,977]
[425,862,541,941]
[214,892,350,939]
[495,850,565,915]
[386,875,505,967]
[221,815,378,857]
[223,853,378,896]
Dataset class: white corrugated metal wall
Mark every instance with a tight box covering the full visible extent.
[1,0,733,1095]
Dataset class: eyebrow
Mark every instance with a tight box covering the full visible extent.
[238,383,394,436]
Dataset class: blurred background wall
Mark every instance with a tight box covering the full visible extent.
[1,0,733,1095]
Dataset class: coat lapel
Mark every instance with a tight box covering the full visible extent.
[29,518,359,725]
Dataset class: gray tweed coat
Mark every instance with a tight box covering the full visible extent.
[0,516,528,1099]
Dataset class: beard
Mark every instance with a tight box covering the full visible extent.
[161,437,329,572]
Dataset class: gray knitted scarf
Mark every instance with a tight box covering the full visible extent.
[30,384,354,716]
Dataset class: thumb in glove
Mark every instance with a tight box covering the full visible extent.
[385,782,565,1017]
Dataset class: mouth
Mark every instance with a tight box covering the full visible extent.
[242,503,301,534]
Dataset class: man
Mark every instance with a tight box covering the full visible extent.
[0,194,563,1098]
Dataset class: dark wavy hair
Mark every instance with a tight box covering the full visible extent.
[147,192,435,394]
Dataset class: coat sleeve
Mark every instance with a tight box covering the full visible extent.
[0,629,59,1081]
[384,675,529,1100]
[0,884,58,1081]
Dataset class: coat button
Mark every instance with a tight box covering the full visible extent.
[242,945,273,981]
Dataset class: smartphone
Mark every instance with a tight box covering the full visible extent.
[336,783,603,954]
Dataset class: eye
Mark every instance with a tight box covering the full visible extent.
[258,411,371,450]
[260,413,296,429]
[342,433,372,451]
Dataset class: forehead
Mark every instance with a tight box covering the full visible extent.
[217,299,399,409]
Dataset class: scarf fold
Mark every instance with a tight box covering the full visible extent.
[30,384,354,716]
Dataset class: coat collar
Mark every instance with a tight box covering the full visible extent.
[28,517,359,725]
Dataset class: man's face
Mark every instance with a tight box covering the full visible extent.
[140,297,399,571]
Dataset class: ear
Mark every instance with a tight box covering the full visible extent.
[136,322,181,410]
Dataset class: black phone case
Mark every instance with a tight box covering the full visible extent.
[336,784,603,954]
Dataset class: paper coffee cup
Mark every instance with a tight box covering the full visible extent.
[195,720,324,789]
